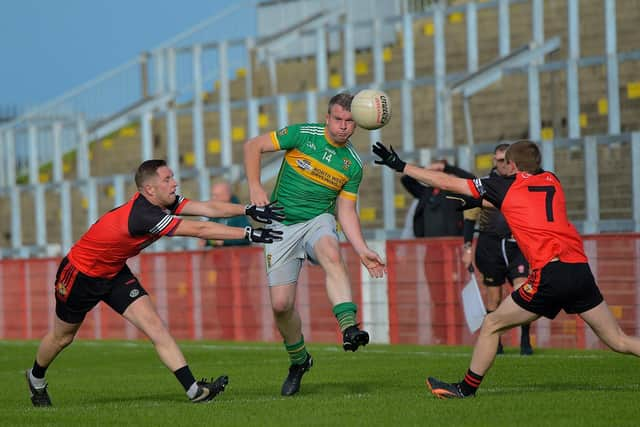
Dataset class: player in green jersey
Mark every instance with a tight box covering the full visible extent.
[244,92,386,396]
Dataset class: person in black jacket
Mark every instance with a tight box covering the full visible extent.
[401,161,475,238]
[400,160,476,345]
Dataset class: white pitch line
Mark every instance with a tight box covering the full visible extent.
[0,340,606,359]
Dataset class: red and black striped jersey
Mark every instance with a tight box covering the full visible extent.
[67,192,188,278]
[467,170,587,271]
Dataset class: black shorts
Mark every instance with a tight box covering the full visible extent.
[54,257,148,324]
[511,261,604,319]
[475,233,528,287]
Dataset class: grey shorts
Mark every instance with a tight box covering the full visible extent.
[264,213,338,286]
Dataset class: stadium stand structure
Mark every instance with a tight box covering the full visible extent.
[1,0,640,257]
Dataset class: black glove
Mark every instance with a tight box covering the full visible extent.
[245,201,285,224]
[372,142,406,173]
[244,226,283,243]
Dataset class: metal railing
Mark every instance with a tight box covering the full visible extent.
[0,1,259,178]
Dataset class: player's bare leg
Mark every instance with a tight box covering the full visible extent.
[27,317,81,407]
[36,317,82,368]
[123,295,187,370]
[123,295,228,402]
[269,283,301,343]
[428,296,539,399]
[270,282,312,396]
[470,296,539,375]
[580,301,640,356]
[314,236,369,351]
[314,236,352,304]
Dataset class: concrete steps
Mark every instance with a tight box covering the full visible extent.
[10,0,638,249]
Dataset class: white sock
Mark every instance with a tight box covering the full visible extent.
[29,369,46,389]
[186,382,199,399]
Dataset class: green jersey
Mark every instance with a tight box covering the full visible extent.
[269,123,363,224]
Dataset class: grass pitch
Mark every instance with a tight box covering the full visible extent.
[2,339,639,426]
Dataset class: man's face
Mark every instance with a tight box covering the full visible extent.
[494,149,514,176]
[325,104,356,144]
[148,166,178,206]
[211,184,231,202]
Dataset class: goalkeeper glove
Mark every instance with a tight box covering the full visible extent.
[245,201,285,224]
[244,226,283,243]
[372,142,406,173]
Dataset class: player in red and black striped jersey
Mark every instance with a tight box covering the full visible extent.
[26,159,284,406]
[373,140,640,399]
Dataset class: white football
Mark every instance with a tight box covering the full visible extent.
[351,89,392,130]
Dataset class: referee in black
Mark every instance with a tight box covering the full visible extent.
[461,144,533,355]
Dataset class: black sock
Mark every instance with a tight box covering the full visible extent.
[459,369,483,396]
[32,360,47,379]
[174,365,197,391]
[521,324,531,346]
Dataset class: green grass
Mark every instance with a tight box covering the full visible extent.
[3,340,639,426]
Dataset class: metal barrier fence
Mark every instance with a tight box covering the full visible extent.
[3,236,639,350]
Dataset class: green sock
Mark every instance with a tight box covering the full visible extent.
[285,336,308,366]
[332,302,358,332]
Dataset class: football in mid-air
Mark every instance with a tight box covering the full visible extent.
[351,89,392,130]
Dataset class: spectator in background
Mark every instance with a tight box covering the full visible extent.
[400,160,474,238]
[400,160,476,345]
[203,181,251,248]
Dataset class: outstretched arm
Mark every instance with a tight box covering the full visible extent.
[179,199,285,224]
[372,142,474,196]
[171,219,282,244]
[336,196,386,278]
[179,199,245,218]
[403,164,473,196]
[244,132,278,206]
